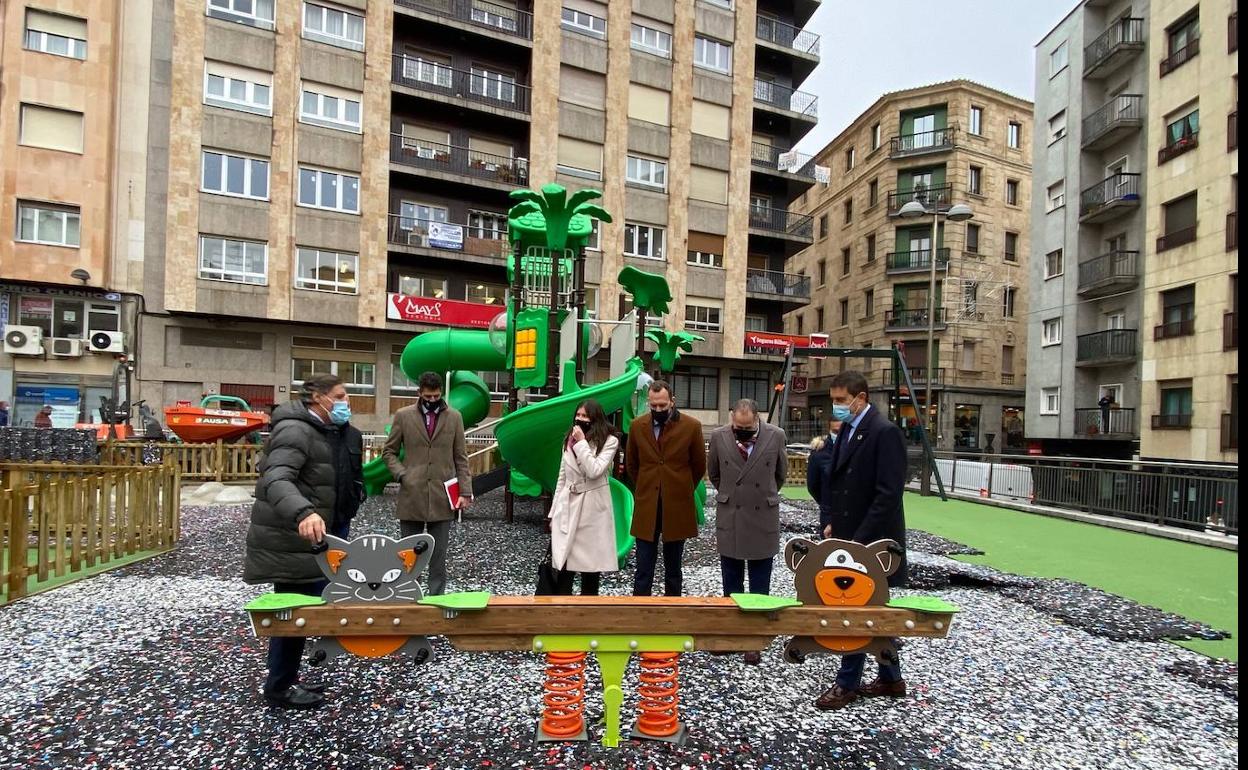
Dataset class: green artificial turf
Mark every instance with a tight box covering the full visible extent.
[1,548,166,604]
[778,486,1238,660]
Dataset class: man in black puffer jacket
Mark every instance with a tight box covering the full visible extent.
[243,373,363,710]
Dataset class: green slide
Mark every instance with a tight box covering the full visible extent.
[361,328,506,495]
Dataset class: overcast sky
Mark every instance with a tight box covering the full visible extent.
[795,0,1076,153]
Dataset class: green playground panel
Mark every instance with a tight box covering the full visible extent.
[730,593,802,612]
[886,596,962,614]
[244,593,327,612]
[418,591,492,611]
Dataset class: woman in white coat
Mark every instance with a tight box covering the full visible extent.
[549,398,620,595]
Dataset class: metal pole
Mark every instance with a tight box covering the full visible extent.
[921,210,940,495]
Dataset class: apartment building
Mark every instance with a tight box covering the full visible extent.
[1030,0,1236,462]
[111,0,822,432]
[0,1,147,427]
[788,81,1033,452]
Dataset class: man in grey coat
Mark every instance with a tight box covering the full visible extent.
[708,398,788,663]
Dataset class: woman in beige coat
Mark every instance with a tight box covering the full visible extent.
[549,399,620,595]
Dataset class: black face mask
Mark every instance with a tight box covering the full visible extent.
[421,398,443,412]
[651,408,671,425]
[574,419,592,432]
[733,427,757,443]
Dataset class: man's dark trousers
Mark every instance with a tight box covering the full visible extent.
[632,502,685,596]
[264,580,326,694]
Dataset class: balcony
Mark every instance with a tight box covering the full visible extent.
[1076,250,1139,297]
[1074,407,1136,437]
[1151,413,1192,430]
[1156,225,1197,252]
[1081,94,1143,150]
[750,142,816,181]
[1232,11,1239,53]
[1157,132,1199,164]
[1075,329,1137,366]
[1222,412,1238,451]
[391,55,531,116]
[885,248,951,275]
[878,367,946,389]
[755,16,820,56]
[1153,315,1195,340]
[1225,311,1238,349]
[888,127,957,159]
[394,0,533,41]
[389,135,528,189]
[1083,17,1145,79]
[1229,212,1238,251]
[744,268,811,306]
[887,184,953,217]
[885,307,946,332]
[753,80,818,120]
[387,214,509,265]
[1078,173,1140,223]
[1231,112,1238,151]
[1160,36,1200,77]
[748,205,814,242]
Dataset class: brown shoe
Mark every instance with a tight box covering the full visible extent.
[814,684,861,711]
[858,678,907,698]
[743,651,762,665]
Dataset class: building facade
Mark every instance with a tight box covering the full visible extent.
[788,81,1033,452]
[1030,0,1236,462]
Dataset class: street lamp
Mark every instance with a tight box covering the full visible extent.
[899,198,973,495]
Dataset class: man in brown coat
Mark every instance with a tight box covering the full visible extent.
[382,371,472,595]
[625,380,706,596]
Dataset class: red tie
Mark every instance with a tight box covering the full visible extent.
[737,442,750,462]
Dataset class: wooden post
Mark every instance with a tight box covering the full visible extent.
[214,440,225,483]
[53,478,67,578]
[6,489,30,602]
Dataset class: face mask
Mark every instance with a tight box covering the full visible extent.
[651,408,671,425]
[733,427,756,443]
[832,396,857,423]
[329,400,351,425]
[422,398,443,412]
[574,419,592,432]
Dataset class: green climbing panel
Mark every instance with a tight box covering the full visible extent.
[244,593,327,612]
[886,596,962,614]
[419,591,491,611]
[730,593,802,612]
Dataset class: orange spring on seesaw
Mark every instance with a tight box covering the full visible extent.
[539,652,586,739]
[636,652,681,737]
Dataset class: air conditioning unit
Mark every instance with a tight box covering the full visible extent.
[3,325,44,356]
[48,337,86,357]
[88,330,126,354]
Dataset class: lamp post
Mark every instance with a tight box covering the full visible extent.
[898,198,973,495]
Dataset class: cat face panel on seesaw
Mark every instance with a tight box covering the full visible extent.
[315,534,435,603]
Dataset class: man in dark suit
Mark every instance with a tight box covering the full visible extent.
[812,370,908,711]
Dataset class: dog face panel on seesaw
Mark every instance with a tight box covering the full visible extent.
[316,533,436,603]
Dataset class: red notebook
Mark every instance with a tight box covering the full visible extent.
[444,478,461,521]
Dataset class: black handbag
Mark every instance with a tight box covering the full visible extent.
[535,549,560,596]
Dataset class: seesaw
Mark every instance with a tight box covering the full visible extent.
[245,534,959,747]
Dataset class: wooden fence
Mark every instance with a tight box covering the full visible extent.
[102,441,387,483]
[787,454,809,485]
[1,462,181,604]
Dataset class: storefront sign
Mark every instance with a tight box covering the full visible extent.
[14,384,81,429]
[386,293,502,329]
[427,222,464,251]
[791,376,809,394]
[744,331,817,355]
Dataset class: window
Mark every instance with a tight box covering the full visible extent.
[669,366,719,410]
[397,274,447,298]
[201,150,269,200]
[839,299,850,326]
[585,219,601,251]
[965,223,980,254]
[969,166,983,196]
[204,63,272,115]
[626,155,668,190]
[1042,317,1062,346]
[687,248,723,267]
[817,260,827,285]
[845,147,856,170]
[17,104,83,153]
[866,234,877,262]
[843,198,853,224]
[300,86,362,132]
[685,303,722,332]
[295,247,358,294]
[16,202,80,247]
[624,223,665,260]
[1162,12,1201,74]
[694,36,732,73]
[1045,249,1063,278]
[397,201,448,230]
[841,248,851,276]
[465,282,507,305]
[207,0,275,29]
[470,67,516,103]
[401,54,452,87]
[1047,180,1065,211]
[1162,107,1200,156]
[816,308,825,330]
[961,341,978,370]
[817,214,828,238]
[556,136,603,179]
[729,369,769,406]
[1159,192,1198,249]
[1049,110,1067,143]
[963,282,978,316]
[868,179,879,207]
[199,235,267,284]
[1004,232,1018,262]
[796,314,804,335]
[297,167,360,213]
[871,123,881,151]
[969,106,983,135]
[468,210,507,240]
[292,359,375,396]
[690,98,727,137]
[561,7,605,38]
[744,315,768,332]
[302,2,365,50]
[1050,41,1069,75]
[1002,286,1016,318]
[24,9,87,59]
[1159,382,1194,421]
[631,22,671,57]
[864,289,875,318]
[1041,387,1061,414]
[1002,345,1014,375]
[1006,179,1020,206]
[1007,121,1022,149]
[1158,284,1196,337]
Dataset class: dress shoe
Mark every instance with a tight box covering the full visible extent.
[814,684,861,711]
[858,678,906,698]
[264,685,325,710]
[743,651,762,665]
[298,682,326,694]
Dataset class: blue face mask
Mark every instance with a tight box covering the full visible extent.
[329,400,352,425]
[831,395,858,423]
